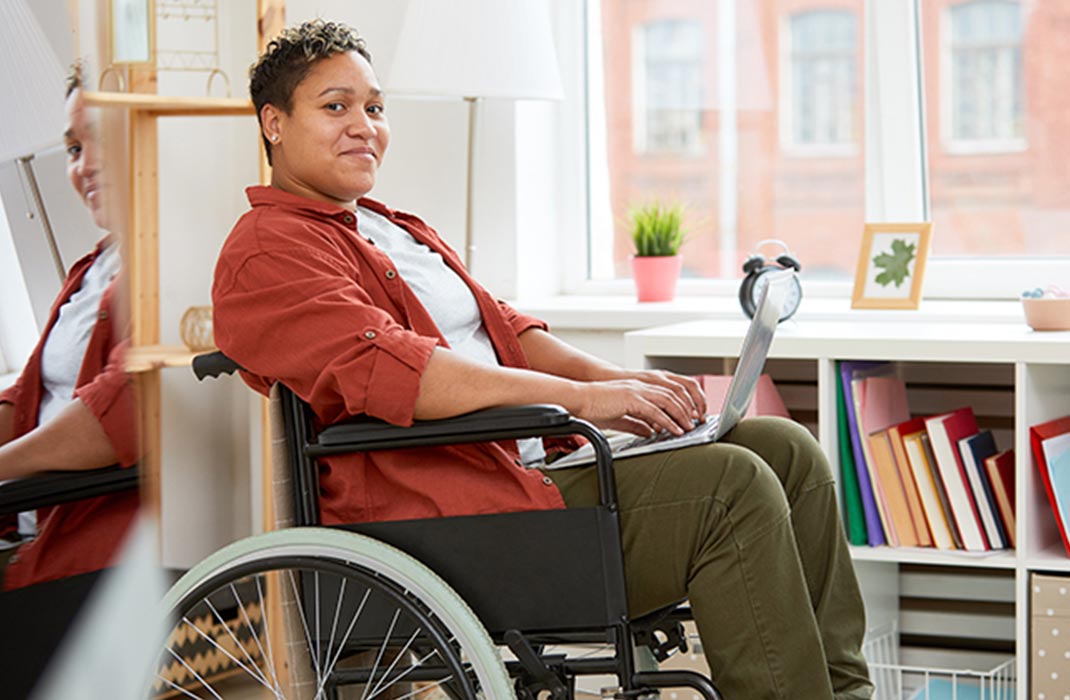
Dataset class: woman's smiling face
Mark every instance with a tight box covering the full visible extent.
[262,51,390,208]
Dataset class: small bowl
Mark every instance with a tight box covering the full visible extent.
[1022,298,1070,331]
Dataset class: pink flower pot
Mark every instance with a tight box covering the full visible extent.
[630,255,682,302]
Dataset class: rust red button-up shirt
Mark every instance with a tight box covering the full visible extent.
[0,238,139,590]
[212,186,566,525]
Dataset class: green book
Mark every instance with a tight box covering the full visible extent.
[837,363,868,545]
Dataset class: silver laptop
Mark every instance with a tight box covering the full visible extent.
[548,270,792,469]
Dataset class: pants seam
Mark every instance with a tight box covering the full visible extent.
[731,507,790,699]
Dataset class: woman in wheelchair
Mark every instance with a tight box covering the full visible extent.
[0,65,138,592]
[207,20,873,700]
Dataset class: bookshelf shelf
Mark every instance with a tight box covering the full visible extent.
[624,319,1070,698]
[849,545,1017,570]
[125,345,198,373]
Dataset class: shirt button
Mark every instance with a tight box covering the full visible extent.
[364,331,377,339]
[385,269,397,280]
[98,310,109,321]
[343,214,354,224]
[542,476,553,486]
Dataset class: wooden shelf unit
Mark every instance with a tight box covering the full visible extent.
[624,318,1070,697]
[90,93,254,516]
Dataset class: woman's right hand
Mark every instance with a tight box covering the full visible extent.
[571,378,698,437]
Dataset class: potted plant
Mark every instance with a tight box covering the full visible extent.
[629,201,685,302]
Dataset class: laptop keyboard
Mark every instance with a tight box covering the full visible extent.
[619,414,719,452]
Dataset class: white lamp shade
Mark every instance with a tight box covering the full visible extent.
[386,0,564,101]
[0,0,67,161]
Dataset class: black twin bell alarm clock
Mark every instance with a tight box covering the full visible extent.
[738,239,802,322]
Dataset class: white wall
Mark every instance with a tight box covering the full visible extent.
[153,1,261,566]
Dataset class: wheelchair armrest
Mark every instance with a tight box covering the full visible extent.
[315,404,573,450]
[307,404,619,510]
[0,465,138,516]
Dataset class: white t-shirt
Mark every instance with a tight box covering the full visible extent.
[356,206,545,465]
[16,242,120,537]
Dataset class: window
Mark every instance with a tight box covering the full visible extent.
[923,0,1068,269]
[591,0,864,283]
[784,10,858,150]
[945,0,1024,150]
[0,192,38,380]
[634,19,705,155]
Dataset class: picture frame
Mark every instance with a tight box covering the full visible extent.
[851,222,932,310]
[109,0,155,65]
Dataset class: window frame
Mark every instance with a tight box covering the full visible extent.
[779,8,860,158]
[0,190,39,380]
[632,18,706,157]
[940,0,1027,156]
[526,0,1069,302]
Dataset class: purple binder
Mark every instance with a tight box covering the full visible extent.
[839,361,889,546]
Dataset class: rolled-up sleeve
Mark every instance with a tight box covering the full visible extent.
[74,342,138,467]
[496,299,548,338]
[214,247,440,427]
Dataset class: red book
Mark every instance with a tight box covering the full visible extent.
[1030,416,1070,557]
[925,408,989,551]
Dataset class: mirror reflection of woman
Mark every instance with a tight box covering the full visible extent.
[0,66,138,591]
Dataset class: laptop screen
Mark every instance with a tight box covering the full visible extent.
[714,270,791,440]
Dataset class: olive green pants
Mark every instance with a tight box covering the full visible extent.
[545,416,873,700]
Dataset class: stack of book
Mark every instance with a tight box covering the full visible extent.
[838,361,1016,551]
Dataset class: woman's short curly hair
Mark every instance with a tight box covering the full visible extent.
[249,19,372,163]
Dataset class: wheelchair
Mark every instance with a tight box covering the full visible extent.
[3,351,724,700]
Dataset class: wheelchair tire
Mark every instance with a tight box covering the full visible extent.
[152,527,514,700]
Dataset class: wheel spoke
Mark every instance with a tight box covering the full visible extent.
[179,615,281,697]
[390,677,455,700]
[359,608,401,700]
[323,577,348,674]
[288,568,326,685]
[242,578,284,696]
[164,646,225,700]
[366,627,422,700]
[163,542,510,700]
[202,597,275,693]
[365,647,443,700]
[315,587,372,700]
[154,673,211,700]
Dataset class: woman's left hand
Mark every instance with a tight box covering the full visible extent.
[607,369,707,421]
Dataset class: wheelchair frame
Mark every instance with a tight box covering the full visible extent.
[0,353,724,699]
[191,351,722,700]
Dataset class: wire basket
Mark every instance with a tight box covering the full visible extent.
[862,623,1016,700]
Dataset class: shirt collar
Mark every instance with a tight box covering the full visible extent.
[245,185,397,223]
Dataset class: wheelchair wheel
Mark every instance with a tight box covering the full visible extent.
[152,528,514,700]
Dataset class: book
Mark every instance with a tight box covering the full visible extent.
[867,430,919,546]
[839,361,889,546]
[902,431,957,549]
[958,431,1008,549]
[887,418,934,547]
[857,371,912,545]
[983,449,1016,548]
[835,365,868,545]
[1030,416,1070,557]
[925,408,989,551]
[851,370,895,543]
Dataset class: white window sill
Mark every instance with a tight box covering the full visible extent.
[514,295,1026,332]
